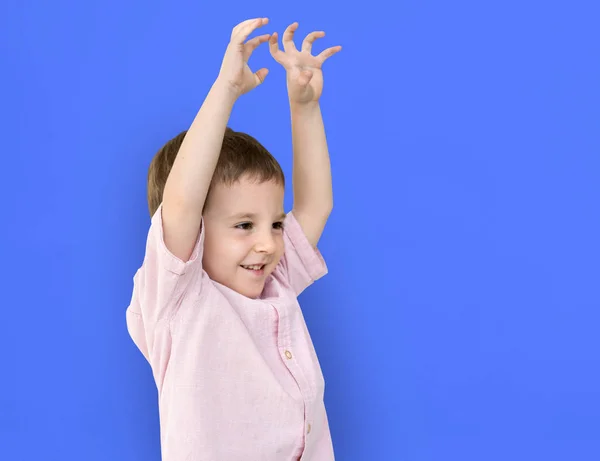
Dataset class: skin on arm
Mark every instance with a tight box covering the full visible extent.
[161,18,272,262]
[289,102,332,248]
[269,22,342,248]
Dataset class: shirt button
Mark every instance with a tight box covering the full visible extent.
[284,350,293,359]
[307,423,311,434]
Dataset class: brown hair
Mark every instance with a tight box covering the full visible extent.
[147,127,285,217]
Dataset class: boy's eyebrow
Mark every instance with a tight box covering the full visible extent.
[230,212,287,221]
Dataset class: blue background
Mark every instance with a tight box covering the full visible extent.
[1,0,599,459]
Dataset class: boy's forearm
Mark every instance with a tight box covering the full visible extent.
[290,102,334,215]
[163,80,237,211]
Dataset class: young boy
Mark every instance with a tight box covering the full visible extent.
[126,17,341,460]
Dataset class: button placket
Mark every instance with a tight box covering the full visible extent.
[272,302,292,363]
[273,301,315,443]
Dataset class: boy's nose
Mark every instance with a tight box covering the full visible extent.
[254,232,276,253]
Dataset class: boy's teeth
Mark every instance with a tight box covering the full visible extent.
[243,265,263,270]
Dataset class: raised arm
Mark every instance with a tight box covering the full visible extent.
[269,22,341,247]
[161,18,272,262]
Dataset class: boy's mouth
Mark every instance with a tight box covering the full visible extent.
[241,264,266,274]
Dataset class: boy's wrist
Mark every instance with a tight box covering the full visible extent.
[211,78,242,105]
[289,99,320,112]
[289,100,321,117]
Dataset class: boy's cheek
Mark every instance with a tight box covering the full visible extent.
[274,243,285,266]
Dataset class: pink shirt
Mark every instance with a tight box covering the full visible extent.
[126,204,335,460]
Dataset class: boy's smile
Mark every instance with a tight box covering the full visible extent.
[202,174,286,299]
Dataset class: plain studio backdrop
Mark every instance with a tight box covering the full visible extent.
[1,0,599,460]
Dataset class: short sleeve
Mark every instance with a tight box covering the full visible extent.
[274,210,328,296]
[126,202,204,368]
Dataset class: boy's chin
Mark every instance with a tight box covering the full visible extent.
[228,276,265,299]
[235,289,262,299]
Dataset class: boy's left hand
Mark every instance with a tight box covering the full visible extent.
[269,22,341,105]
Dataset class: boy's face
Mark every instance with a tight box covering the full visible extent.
[202,175,286,299]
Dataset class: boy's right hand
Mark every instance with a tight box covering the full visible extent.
[217,18,271,97]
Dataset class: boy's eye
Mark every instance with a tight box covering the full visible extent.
[235,222,284,230]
